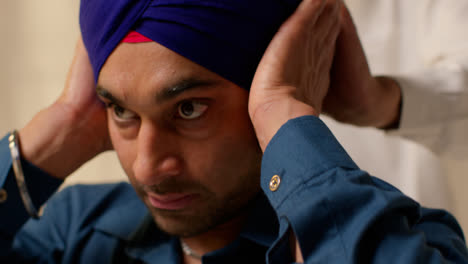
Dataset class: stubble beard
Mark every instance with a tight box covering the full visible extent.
[147,183,260,237]
[132,142,263,238]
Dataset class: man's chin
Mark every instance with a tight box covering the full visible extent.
[142,189,259,238]
[150,210,216,237]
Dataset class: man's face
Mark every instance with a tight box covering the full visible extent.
[97,42,262,237]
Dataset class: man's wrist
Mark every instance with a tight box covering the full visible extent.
[343,76,402,129]
[250,99,318,152]
[372,76,402,129]
[19,103,101,179]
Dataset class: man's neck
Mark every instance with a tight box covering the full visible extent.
[180,213,248,263]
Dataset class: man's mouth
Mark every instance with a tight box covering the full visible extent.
[147,192,198,210]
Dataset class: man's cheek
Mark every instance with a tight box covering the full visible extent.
[112,139,137,178]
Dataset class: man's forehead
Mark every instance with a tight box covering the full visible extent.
[97,42,227,98]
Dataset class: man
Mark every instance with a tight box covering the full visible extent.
[0,0,467,263]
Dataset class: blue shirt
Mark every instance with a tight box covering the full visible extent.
[0,116,467,263]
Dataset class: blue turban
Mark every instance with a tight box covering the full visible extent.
[80,0,301,90]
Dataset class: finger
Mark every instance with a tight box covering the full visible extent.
[299,2,342,108]
[312,1,342,74]
[296,5,341,103]
[293,0,328,28]
[61,36,96,105]
[334,4,361,48]
[339,2,358,34]
[321,2,342,55]
[75,36,85,53]
[332,4,368,74]
[275,0,327,42]
[316,1,343,68]
[260,0,337,64]
[311,0,342,47]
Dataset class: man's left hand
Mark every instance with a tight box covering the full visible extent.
[249,0,342,151]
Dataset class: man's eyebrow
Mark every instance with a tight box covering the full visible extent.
[155,78,219,104]
[96,78,219,106]
[96,85,123,105]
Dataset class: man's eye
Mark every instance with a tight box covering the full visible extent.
[177,101,208,120]
[108,104,137,121]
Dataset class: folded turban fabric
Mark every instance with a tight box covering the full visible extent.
[80,0,301,90]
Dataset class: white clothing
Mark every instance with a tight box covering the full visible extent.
[325,0,468,215]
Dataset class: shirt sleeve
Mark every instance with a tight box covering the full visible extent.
[0,134,63,259]
[262,116,468,263]
[387,1,468,158]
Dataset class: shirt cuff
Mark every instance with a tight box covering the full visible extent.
[0,134,63,229]
[260,115,358,210]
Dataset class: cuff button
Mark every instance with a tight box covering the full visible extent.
[0,189,7,203]
[269,175,281,192]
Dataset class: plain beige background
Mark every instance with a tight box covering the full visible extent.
[1,1,467,234]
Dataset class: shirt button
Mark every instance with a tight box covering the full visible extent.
[269,175,281,192]
[0,189,7,203]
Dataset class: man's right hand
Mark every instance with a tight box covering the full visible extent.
[18,38,112,180]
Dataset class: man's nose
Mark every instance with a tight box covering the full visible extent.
[132,122,183,186]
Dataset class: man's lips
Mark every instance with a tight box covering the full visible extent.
[147,193,198,210]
